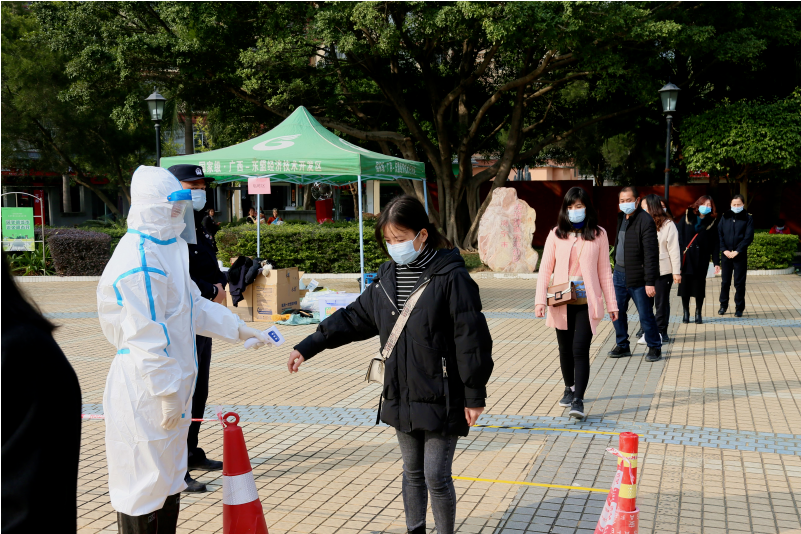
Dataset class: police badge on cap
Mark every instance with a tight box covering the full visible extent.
[168,164,206,182]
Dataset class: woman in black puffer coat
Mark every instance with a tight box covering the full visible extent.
[288,195,493,534]
[676,195,721,324]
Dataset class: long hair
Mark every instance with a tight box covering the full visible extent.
[659,195,674,219]
[690,195,717,219]
[643,194,670,231]
[374,195,452,256]
[1,255,55,334]
[555,187,601,241]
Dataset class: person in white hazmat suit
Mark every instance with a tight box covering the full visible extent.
[97,166,270,533]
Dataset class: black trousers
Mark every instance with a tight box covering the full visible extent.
[554,304,593,401]
[187,335,212,458]
[720,253,748,312]
[654,274,673,333]
[117,493,180,534]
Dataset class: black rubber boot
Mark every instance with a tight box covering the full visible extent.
[682,307,690,324]
[695,309,703,324]
[156,493,180,533]
[117,511,158,534]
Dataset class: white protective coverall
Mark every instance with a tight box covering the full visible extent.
[97,166,245,516]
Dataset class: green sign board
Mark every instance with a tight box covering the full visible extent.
[2,207,35,251]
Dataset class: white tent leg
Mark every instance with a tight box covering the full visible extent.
[358,175,365,292]
[423,181,429,215]
[256,193,261,257]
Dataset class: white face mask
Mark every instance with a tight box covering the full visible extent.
[387,231,423,265]
[191,189,206,211]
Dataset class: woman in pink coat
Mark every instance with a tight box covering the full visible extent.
[535,187,618,420]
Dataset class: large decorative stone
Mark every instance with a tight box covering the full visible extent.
[478,187,538,273]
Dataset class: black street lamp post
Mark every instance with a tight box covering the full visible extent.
[659,82,680,202]
[145,88,167,166]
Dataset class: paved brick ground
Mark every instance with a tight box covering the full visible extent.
[19,273,801,534]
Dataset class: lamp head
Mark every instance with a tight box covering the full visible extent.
[659,82,680,114]
[145,87,167,122]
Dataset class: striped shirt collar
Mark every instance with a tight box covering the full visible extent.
[397,244,437,270]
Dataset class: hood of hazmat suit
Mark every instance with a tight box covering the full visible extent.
[97,166,244,515]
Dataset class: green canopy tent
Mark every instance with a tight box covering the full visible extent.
[161,106,426,291]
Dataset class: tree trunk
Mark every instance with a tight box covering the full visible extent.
[183,110,194,155]
[62,174,72,213]
[302,185,314,210]
[740,176,749,207]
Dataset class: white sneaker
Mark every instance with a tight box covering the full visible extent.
[638,333,663,345]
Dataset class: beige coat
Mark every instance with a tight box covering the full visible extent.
[657,219,682,276]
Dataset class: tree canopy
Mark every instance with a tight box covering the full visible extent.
[682,91,801,206]
[11,1,801,243]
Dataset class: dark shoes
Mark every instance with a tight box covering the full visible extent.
[646,347,662,362]
[682,308,690,324]
[718,306,727,315]
[695,309,703,324]
[183,472,207,493]
[188,448,223,471]
[188,457,223,471]
[635,328,644,339]
[569,399,585,420]
[735,310,744,317]
[661,331,671,343]
[608,345,632,358]
[559,387,574,407]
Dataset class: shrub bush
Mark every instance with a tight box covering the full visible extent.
[215,223,386,273]
[42,228,112,276]
[86,227,127,253]
[746,233,799,270]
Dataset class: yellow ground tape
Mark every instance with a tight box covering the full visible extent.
[452,475,609,493]
[474,425,620,436]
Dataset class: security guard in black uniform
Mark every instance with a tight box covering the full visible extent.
[168,164,227,493]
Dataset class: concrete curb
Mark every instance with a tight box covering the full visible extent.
[745,266,795,276]
[15,276,102,283]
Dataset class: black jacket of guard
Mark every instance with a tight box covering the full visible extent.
[2,323,81,533]
[613,207,660,287]
[189,212,227,300]
[295,248,494,436]
[718,209,754,255]
[677,208,720,276]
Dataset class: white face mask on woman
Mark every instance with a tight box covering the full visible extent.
[387,231,422,265]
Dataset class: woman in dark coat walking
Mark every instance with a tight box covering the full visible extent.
[676,195,721,324]
[287,195,493,534]
[2,258,82,533]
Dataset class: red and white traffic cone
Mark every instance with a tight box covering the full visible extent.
[595,432,639,534]
[222,412,269,534]
[613,432,639,534]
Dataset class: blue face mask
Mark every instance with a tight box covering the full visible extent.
[699,205,712,215]
[387,231,422,265]
[619,202,636,215]
[731,205,743,214]
[191,190,206,211]
[568,208,586,224]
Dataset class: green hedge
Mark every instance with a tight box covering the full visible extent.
[746,233,799,270]
[215,222,387,273]
[88,227,127,253]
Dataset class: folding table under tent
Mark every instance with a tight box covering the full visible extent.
[161,106,427,291]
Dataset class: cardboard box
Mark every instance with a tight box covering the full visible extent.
[253,267,300,322]
[226,285,254,322]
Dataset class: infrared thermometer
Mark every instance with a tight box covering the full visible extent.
[244,325,286,349]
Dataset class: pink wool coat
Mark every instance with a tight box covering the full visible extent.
[535,227,618,335]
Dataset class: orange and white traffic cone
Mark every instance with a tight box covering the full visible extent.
[595,432,639,534]
[222,412,269,534]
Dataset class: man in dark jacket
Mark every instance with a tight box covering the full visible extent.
[169,164,228,493]
[718,194,754,316]
[609,186,662,362]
